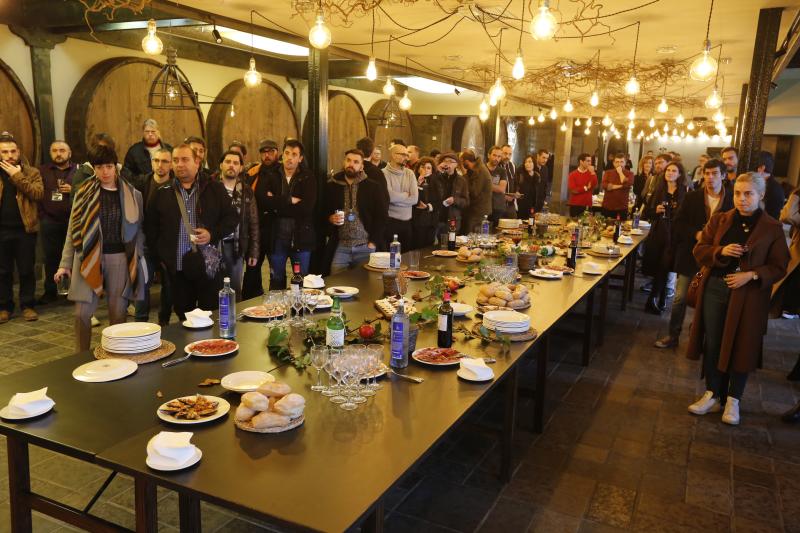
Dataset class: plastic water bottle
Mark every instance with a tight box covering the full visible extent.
[481,215,490,235]
[632,209,641,229]
[390,300,409,369]
[218,277,236,339]
[389,234,402,270]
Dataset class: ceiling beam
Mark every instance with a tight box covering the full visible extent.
[773,9,800,81]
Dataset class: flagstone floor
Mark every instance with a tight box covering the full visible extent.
[0,277,798,532]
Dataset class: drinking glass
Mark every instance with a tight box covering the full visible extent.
[303,292,318,327]
[438,233,449,249]
[291,291,304,327]
[310,345,328,392]
[328,349,347,404]
[350,345,368,402]
[367,344,385,390]
[322,348,340,398]
[338,356,358,411]
[57,274,70,295]
[407,251,420,270]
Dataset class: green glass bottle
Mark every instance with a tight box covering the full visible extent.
[325,297,345,348]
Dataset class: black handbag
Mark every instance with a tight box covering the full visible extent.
[175,188,221,281]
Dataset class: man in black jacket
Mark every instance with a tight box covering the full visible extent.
[655,158,733,349]
[262,139,316,290]
[432,152,469,235]
[754,151,785,219]
[356,137,390,250]
[323,149,385,274]
[145,144,237,320]
[122,119,171,179]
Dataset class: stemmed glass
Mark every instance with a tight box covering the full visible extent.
[338,355,358,411]
[303,292,318,328]
[290,291,304,327]
[310,345,328,392]
[349,346,368,403]
[328,349,347,404]
[321,348,339,398]
[367,344,385,391]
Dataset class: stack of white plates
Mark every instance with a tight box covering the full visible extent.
[101,323,161,354]
[482,310,530,334]
[498,218,520,229]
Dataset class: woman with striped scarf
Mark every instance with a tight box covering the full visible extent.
[55,146,146,351]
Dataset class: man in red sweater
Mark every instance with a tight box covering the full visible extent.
[601,152,634,220]
[567,153,597,217]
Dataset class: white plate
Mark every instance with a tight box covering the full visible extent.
[530,269,563,280]
[639,222,651,229]
[629,228,645,235]
[73,359,138,383]
[241,306,284,320]
[314,296,333,310]
[0,402,55,420]
[326,286,359,299]
[431,250,458,257]
[457,367,494,382]
[157,396,230,425]
[182,320,213,329]
[220,371,275,393]
[583,269,603,276]
[146,448,202,471]
[102,322,161,339]
[184,339,239,357]
[450,303,473,317]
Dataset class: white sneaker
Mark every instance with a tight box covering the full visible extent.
[722,397,740,425]
[688,391,721,415]
[90,315,100,327]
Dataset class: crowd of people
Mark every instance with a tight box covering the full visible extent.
[0,117,798,424]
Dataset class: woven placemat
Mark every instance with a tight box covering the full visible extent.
[471,323,538,342]
[94,340,176,364]
[235,415,305,433]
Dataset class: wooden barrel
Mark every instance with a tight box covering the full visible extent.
[207,79,298,167]
[0,58,40,165]
[366,99,413,154]
[65,57,205,163]
[302,90,368,173]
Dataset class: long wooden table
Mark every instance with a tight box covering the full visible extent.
[0,231,645,532]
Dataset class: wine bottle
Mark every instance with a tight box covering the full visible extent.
[390,299,409,368]
[325,297,345,348]
[437,291,454,348]
[447,219,456,251]
[389,234,402,270]
[613,214,621,243]
[528,208,535,236]
[290,261,303,294]
[566,231,578,270]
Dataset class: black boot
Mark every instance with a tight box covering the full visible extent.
[645,297,664,315]
[788,355,800,381]
[781,401,800,423]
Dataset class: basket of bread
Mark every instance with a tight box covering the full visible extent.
[234,382,305,433]
[457,246,483,262]
[476,282,530,310]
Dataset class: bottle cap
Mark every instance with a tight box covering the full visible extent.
[223,277,230,282]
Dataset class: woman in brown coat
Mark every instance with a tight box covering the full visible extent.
[686,173,789,425]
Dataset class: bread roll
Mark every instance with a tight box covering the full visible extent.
[495,289,513,301]
[479,285,495,297]
[509,299,527,308]
[468,254,480,261]
[476,294,489,305]
[241,392,268,411]
[273,393,306,418]
[250,411,290,429]
[235,404,257,422]
[257,382,291,398]
[488,297,507,307]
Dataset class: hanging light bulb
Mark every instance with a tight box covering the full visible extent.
[309,12,332,49]
[601,114,612,127]
[479,98,489,114]
[549,107,558,120]
[574,117,581,126]
[602,130,608,139]
[142,19,164,56]
[489,93,498,107]
[624,75,640,95]
[672,128,678,136]
[243,57,263,88]
[648,117,655,128]
[366,58,378,81]
[627,107,636,120]
[584,126,591,135]
[628,120,635,130]
[589,91,599,107]
[563,98,574,113]
[229,104,235,118]
[712,109,725,123]
[398,90,412,111]
[704,87,722,109]
[530,0,558,41]
[680,130,686,138]
[560,122,567,132]
[528,116,535,126]
[512,53,525,80]
[676,113,685,124]
[690,39,718,81]
[586,117,593,126]
[537,110,546,123]
[663,123,669,132]
[382,77,396,96]
[657,98,668,113]
[626,130,632,141]
[687,120,695,131]
[490,78,507,101]
[166,81,178,102]
[638,130,645,138]
[479,109,490,122]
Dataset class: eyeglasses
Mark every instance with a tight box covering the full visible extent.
[153,158,171,164]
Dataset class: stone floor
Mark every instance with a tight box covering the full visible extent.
[0,277,798,532]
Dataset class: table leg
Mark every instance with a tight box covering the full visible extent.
[7,436,32,533]
[628,248,637,302]
[362,500,385,533]
[134,476,157,533]
[500,364,518,483]
[582,289,595,366]
[621,255,631,310]
[178,492,201,532]
[534,334,548,433]
[598,278,609,347]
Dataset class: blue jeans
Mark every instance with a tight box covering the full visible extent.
[221,240,244,300]
[268,240,311,290]
[331,243,375,275]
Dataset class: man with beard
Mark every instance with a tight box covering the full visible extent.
[500,144,515,177]
[323,149,385,273]
[432,152,469,235]
[218,150,259,297]
[0,134,43,323]
[122,119,171,179]
[356,137,389,249]
[534,149,550,209]
[721,146,738,185]
[37,140,76,304]
[382,144,418,249]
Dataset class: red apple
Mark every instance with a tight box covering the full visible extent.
[359,322,376,339]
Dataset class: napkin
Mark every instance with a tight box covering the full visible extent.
[185,308,213,327]
[460,358,494,381]
[147,431,197,465]
[303,274,324,288]
[7,387,54,417]
[583,261,603,274]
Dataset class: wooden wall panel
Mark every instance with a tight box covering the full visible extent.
[366,99,413,154]
[0,58,39,164]
[302,90,368,174]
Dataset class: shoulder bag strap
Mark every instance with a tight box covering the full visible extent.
[174,187,198,252]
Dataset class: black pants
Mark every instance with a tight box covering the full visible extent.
[242,250,266,300]
[385,218,413,253]
[40,219,68,298]
[169,269,223,321]
[135,258,172,324]
[0,229,37,312]
[412,224,436,251]
[703,276,748,400]
[569,205,587,217]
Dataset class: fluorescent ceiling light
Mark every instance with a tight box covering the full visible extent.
[216,26,308,56]
[395,76,466,94]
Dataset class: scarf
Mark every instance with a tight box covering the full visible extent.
[70,177,138,296]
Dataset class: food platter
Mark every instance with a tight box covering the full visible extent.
[411,347,463,366]
[400,270,431,280]
[157,395,230,424]
[431,250,458,257]
[241,305,284,320]
[184,339,239,357]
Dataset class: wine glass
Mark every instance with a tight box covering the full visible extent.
[322,348,339,398]
[350,345,368,403]
[328,349,347,404]
[338,354,358,411]
[367,344,385,391]
[310,345,328,392]
[303,292,318,327]
[291,291,304,327]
